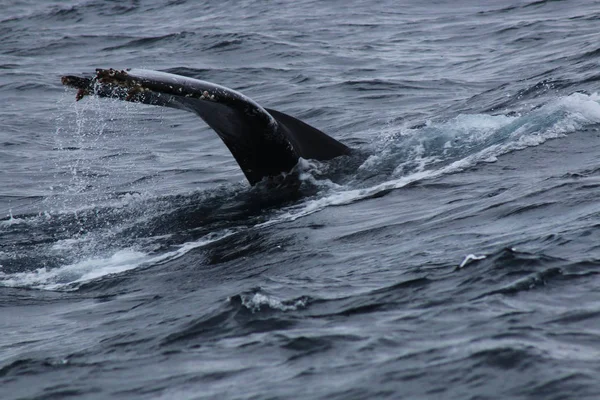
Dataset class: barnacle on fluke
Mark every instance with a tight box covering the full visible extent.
[62,68,351,185]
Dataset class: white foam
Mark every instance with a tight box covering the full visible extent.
[0,210,28,227]
[0,249,147,290]
[236,292,308,312]
[558,92,600,122]
[262,92,600,226]
[0,230,236,291]
[0,217,26,227]
[459,254,487,269]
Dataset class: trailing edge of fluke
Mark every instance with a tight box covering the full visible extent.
[61,68,351,185]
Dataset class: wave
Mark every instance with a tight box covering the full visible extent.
[1,92,598,291]
[262,92,600,225]
[0,230,235,291]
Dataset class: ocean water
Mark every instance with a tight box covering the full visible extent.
[2,0,600,398]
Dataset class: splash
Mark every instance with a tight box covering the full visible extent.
[265,91,600,225]
[233,291,309,312]
[3,92,598,291]
[0,229,235,290]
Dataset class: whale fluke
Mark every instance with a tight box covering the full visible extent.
[61,68,351,185]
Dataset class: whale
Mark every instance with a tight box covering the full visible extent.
[61,68,351,185]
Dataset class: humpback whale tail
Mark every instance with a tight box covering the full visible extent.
[61,69,351,185]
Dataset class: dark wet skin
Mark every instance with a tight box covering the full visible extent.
[61,68,353,186]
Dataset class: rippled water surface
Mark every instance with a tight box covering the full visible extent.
[2,1,600,399]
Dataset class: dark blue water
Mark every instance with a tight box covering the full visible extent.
[2,1,600,398]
